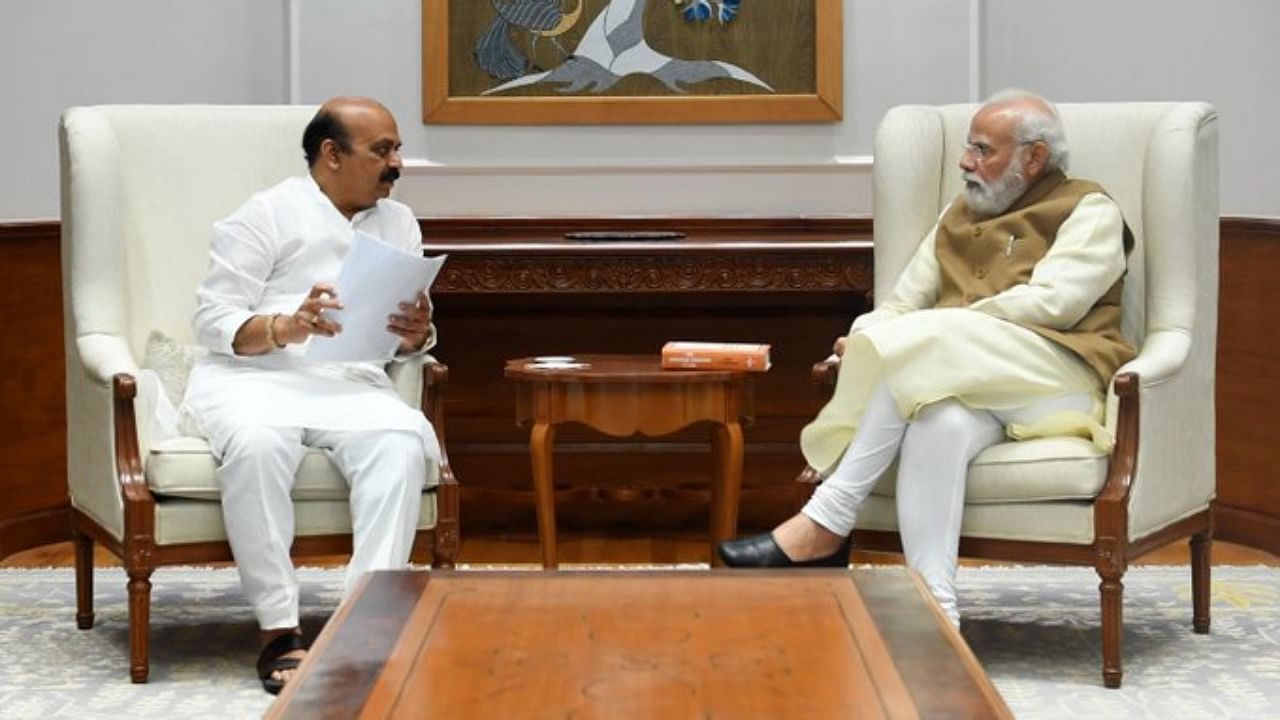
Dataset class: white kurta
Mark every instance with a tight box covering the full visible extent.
[800,193,1128,474]
[182,175,440,465]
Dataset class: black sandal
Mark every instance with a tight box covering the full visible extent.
[256,632,308,695]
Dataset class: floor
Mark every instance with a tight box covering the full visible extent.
[3,531,1277,568]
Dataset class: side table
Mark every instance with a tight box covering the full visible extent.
[504,354,754,568]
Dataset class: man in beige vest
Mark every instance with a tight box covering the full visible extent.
[718,90,1135,627]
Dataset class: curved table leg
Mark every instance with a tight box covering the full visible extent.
[530,421,559,569]
[710,420,744,566]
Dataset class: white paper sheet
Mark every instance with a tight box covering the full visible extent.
[305,231,446,363]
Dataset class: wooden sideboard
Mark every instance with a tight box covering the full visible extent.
[3,217,1278,558]
[421,218,873,531]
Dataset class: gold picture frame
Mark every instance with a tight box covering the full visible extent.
[422,0,842,124]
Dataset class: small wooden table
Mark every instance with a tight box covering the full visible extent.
[504,354,751,568]
[267,569,1013,719]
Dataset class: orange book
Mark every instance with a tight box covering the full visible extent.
[661,341,772,372]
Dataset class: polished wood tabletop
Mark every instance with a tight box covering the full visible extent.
[267,569,1012,720]
[505,355,751,569]
[504,354,742,383]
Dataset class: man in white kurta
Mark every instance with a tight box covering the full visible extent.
[182,97,439,693]
[718,90,1136,627]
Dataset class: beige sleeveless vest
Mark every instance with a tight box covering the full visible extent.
[934,170,1136,382]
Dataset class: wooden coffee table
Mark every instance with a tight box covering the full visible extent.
[504,354,751,568]
[267,569,1011,719]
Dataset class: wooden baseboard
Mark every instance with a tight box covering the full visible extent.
[0,505,69,560]
[1214,505,1280,557]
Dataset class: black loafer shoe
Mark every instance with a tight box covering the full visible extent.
[717,533,851,568]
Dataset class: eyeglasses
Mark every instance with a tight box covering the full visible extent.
[963,139,1039,161]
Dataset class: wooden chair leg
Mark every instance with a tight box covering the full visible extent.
[1098,568,1125,688]
[126,566,153,683]
[72,528,95,630]
[1191,531,1212,634]
[432,478,460,570]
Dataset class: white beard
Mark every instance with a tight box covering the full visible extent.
[964,157,1029,219]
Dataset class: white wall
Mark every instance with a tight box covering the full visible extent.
[1,0,1276,220]
[984,0,1280,218]
[0,0,285,221]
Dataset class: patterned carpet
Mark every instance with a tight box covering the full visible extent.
[0,565,1276,719]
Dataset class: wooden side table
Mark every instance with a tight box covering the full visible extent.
[504,354,753,568]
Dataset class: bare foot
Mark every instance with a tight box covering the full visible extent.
[771,514,845,561]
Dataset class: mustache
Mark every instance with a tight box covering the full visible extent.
[380,167,401,183]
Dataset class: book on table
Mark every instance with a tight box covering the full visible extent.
[661,341,771,372]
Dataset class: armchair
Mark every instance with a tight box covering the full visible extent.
[810,102,1218,688]
[59,105,459,683]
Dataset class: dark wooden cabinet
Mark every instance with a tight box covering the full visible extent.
[420,217,874,533]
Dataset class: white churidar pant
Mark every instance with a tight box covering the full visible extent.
[802,381,1093,626]
[214,425,425,630]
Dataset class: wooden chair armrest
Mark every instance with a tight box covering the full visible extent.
[420,360,460,567]
[421,361,455,488]
[812,357,839,387]
[111,373,152,505]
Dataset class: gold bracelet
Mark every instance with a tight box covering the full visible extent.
[264,313,285,349]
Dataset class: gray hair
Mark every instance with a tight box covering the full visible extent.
[984,88,1070,172]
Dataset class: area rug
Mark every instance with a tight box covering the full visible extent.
[0,565,1276,719]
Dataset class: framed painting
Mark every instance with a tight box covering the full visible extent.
[422,0,842,124]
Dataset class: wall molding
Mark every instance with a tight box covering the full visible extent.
[285,0,302,104]
[401,155,875,177]
[0,221,59,242]
[7,215,1274,239]
[968,0,984,102]
[1223,217,1280,237]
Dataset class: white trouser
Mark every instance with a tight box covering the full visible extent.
[215,425,426,630]
[802,381,1093,626]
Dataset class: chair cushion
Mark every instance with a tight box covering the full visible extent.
[871,436,1108,504]
[856,494,1097,544]
[147,436,356,501]
[153,497,438,546]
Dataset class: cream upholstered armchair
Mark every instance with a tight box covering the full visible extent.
[59,105,459,683]
[810,102,1219,688]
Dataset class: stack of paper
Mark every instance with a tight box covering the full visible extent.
[306,231,446,363]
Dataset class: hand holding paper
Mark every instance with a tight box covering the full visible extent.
[306,231,446,363]
[388,289,434,354]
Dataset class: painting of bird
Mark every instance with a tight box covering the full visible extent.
[480,0,771,96]
[473,0,585,80]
